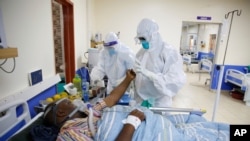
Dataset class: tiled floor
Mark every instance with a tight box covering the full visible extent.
[172,69,250,124]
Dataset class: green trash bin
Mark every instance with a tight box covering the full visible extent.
[57,77,65,93]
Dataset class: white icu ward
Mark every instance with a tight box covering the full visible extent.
[0,1,250,141]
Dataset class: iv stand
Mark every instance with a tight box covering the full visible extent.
[212,10,241,121]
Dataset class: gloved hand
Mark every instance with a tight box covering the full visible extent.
[94,80,100,85]
[91,79,104,87]
[134,59,156,81]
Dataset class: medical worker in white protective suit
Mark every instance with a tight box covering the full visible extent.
[90,32,135,95]
[134,18,186,107]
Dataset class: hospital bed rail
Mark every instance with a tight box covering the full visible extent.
[149,107,206,116]
[198,59,213,86]
[0,99,31,141]
[224,69,248,90]
[182,54,194,73]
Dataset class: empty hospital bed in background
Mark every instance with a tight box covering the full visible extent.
[198,59,213,85]
[225,69,250,106]
[183,54,194,73]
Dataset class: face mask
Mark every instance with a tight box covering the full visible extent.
[141,41,150,49]
[108,48,116,56]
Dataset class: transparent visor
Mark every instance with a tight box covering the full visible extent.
[134,36,147,44]
[103,41,118,47]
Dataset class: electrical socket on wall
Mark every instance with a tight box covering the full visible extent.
[28,69,43,86]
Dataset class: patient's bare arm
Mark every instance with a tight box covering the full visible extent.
[104,69,136,107]
[115,109,145,141]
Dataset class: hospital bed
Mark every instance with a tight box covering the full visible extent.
[1,99,230,141]
[198,59,213,85]
[224,69,250,90]
[224,69,250,105]
[182,54,194,73]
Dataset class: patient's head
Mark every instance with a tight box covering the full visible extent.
[43,98,87,127]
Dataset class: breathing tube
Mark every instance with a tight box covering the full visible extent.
[58,102,96,132]
[67,99,96,136]
[58,106,80,127]
[87,103,95,136]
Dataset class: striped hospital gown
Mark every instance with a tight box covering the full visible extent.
[56,100,106,141]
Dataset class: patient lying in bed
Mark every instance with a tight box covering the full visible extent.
[42,69,229,141]
[43,69,142,141]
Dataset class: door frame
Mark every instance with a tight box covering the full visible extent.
[54,0,75,83]
[180,21,222,90]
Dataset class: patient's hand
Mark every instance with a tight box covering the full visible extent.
[115,109,145,141]
[104,69,136,107]
[129,109,145,121]
[126,69,136,81]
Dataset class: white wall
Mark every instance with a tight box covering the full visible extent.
[91,0,250,65]
[73,0,88,68]
[0,0,88,100]
[0,0,55,99]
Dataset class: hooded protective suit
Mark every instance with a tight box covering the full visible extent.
[90,32,135,94]
[134,18,186,107]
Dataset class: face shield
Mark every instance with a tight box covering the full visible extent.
[104,32,119,55]
[103,41,118,47]
[136,37,149,50]
[135,36,151,50]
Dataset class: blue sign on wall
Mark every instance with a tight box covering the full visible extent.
[197,16,212,20]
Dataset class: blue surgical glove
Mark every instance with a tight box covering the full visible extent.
[135,59,156,81]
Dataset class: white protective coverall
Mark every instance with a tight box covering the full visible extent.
[134,18,186,107]
[90,32,135,94]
